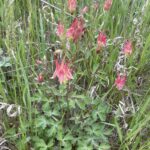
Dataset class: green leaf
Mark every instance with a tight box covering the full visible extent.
[47,126,57,137]
[78,140,93,150]
[63,133,73,141]
[42,102,50,112]
[0,56,11,67]
[75,99,85,110]
[33,137,47,150]
[98,113,106,121]
[35,116,48,129]
[47,140,54,148]
[69,99,76,108]
[99,144,110,150]
[57,127,63,141]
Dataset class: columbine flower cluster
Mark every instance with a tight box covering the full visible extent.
[56,18,85,42]
[66,18,85,42]
[53,0,133,88]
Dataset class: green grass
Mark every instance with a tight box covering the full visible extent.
[0,0,150,149]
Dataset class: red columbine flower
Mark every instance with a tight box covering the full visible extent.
[68,0,77,13]
[56,22,65,39]
[52,59,73,84]
[96,31,107,52]
[104,0,112,11]
[66,18,84,42]
[37,73,44,83]
[123,40,132,55]
[115,74,126,90]
[97,32,107,47]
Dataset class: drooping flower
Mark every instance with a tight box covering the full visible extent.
[66,18,84,42]
[123,40,132,55]
[96,31,107,52]
[115,74,126,90]
[37,73,44,83]
[68,0,77,13]
[97,32,107,47]
[103,0,113,11]
[66,27,74,39]
[80,6,88,15]
[56,22,65,39]
[52,59,73,84]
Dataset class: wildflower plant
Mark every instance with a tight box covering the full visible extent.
[0,0,150,150]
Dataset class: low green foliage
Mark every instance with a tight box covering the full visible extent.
[30,85,111,149]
